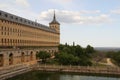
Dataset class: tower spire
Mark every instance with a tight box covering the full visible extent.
[49,10,60,25]
[53,10,56,21]
[49,10,60,33]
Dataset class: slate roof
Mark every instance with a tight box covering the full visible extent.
[0,10,57,33]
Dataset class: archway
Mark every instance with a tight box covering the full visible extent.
[21,52,25,62]
[36,51,39,60]
[0,54,3,67]
[9,53,13,65]
[36,51,39,54]
[30,51,33,61]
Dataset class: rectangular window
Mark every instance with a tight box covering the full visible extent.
[1,32,3,35]
[1,26,3,30]
[4,27,6,31]
[1,39,3,43]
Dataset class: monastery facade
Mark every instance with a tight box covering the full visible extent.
[0,10,60,67]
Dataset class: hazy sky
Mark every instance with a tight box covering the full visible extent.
[0,0,120,47]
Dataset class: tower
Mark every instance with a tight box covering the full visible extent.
[49,11,60,33]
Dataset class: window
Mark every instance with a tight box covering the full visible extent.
[1,26,3,30]
[10,16,13,19]
[16,17,18,21]
[4,39,6,43]
[20,18,22,22]
[8,39,9,43]
[24,20,26,23]
[0,12,1,15]
[5,14,8,17]
[4,32,6,35]
[1,39,3,43]
[18,40,19,43]
[4,27,6,31]
[1,32,3,35]
[13,40,14,43]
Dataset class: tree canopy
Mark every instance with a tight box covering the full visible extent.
[36,51,51,63]
[56,44,94,66]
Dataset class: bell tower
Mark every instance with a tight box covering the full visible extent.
[49,11,60,33]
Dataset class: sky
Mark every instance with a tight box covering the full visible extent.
[0,0,120,47]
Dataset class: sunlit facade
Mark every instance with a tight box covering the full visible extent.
[0,10,60,67]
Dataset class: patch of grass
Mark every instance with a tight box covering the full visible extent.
[92,61,108,67]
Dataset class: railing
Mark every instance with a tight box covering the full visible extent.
[0,63,120,80]
[0,63,35,80]
[35,64,120,75]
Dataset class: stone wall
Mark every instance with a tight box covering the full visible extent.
[0,47,58,67]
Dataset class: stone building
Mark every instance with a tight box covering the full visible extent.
[0,10,60,67]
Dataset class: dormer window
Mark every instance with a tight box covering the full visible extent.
[28,21,30,24]
[10,16,13,19]
[16,17,18,21]
[24,20,26,23]
[20,19,22,22]
[5,14,8,17]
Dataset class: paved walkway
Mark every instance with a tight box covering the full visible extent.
[98,58,117,67]
[106,58,116,67]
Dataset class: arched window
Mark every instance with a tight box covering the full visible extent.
[0,54,3,67]
[9,53,13,65]
[30,51,33,61]
[21,52,25,62]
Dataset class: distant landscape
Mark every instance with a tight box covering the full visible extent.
[95,47,120,52]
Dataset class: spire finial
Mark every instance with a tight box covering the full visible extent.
[49,10,60,25]
[53,10,56,20]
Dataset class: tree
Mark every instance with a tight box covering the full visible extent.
[85,45,95,54]
[58,44,64,51]
[55,52,80,65]
[56,44,94,66]
[74,45,84,57]
[36,51,51,63]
